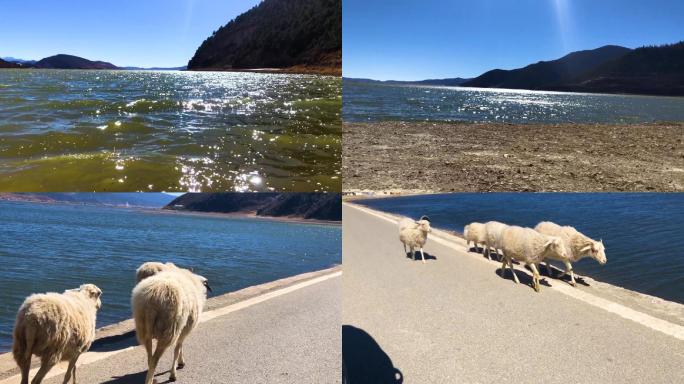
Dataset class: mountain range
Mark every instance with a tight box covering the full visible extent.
[188,0,341,75]
[354,41,684,96]
[164,193,342,221]
[345,77,471,86]
[0,193,177,208]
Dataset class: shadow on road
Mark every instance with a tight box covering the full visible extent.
[405,251,437,261]
[91,331,138,352]
[342,325,403,384]
[101,370,171,384]
[495,268,552,290]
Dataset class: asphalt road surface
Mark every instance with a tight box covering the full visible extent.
[342,203,684,384]
[36,274,341,384]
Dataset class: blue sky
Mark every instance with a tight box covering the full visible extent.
[0,0,261,67]
[344,0,684,80]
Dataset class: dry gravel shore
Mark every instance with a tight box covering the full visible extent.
[343,121,684,192]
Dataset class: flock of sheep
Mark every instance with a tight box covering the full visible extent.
[12,262,211,384]
[399,217,606,291]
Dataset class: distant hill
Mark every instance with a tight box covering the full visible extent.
[1,57,35,66]
[0,193,176,208]
[164,193,342,221]
[553,42,684,95]
[345,77,471,86]
[462,45,632,89]
[0,58,22,68]
[462,42,684,96]
[188,0,341,75]
[32,54,118,70]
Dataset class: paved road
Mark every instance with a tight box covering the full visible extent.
[342,203,684,384]
[37,274,341,384]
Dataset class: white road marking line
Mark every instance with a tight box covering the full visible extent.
[0,270,342,384]
[345,202,684,341]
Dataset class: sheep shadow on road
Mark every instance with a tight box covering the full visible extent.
[90,331,138,352]
[524,264,591,287]
[495,268,552,290]
[102,370,172,384]
[343,325,403,384]
[405,251,437,262]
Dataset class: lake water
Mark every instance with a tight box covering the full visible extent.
[0,69,341,192]
[357,193,684,304]
[343,79,684,123]
[0,201,341,352]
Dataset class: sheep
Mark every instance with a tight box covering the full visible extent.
[12,284,102,384]
[499,226,568,292]
[399,217,431,263]
[132,266,212,384]
[484,221,509,261]
[534,221,607,286]
[463,222,487,255]
[135,261,178,283]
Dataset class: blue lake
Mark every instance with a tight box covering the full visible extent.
[357,193,684,304]
[343,79,684,123]
[0,201,341,351]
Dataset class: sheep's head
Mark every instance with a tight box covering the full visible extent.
[417,219,431,233]
[581,240,606,265]
[544,236,567,259]
[196,275,212,295]
[79,284,102,310]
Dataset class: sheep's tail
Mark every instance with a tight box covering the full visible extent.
[12,324,35,364]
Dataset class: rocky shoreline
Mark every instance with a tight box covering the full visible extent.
[343,121,684,192]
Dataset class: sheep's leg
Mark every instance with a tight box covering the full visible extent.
[411,247,415,261]
[484,246,492,260]
[499,258,507,278]
[17,349,31,384]
[145,339,171,384]
[170,343,182,382]
[530,263,541,292]
[509,258,520,284]
[564,260,577,286]
[545,261,554,277]
[420,248,426,264]
[403,243,407,256]
[177,345,185,369]
[31,356,58,384]
[62,355,79,384]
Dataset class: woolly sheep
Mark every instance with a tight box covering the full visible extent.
[13,284,102,384]
[499,226,567,292]
[463,222,487,255]
[135,261,178,283]
[399,217,432,263]
[484,221,508,261]
[132,266,212,384]
[534,221,607,286]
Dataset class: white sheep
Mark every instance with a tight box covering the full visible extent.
[463,222,487,255]
[484,221,508,261]
[534,221,607,286]
[135,261,178,283]
[399,217,432,263]
[13,284,102,384]
[132,266,211,384]
[499,226,568,292]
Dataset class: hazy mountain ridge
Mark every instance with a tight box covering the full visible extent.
[188,0,341,75]
[0,58,22,68]
[345,77,471,86]
[0,193,177,207]
[165,193,342,221]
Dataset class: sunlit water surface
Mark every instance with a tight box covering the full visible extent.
[343,79,684,123]
[0,201,341,351]
[0,70,341,192]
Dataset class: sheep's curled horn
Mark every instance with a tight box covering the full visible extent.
[419,215,431,222]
